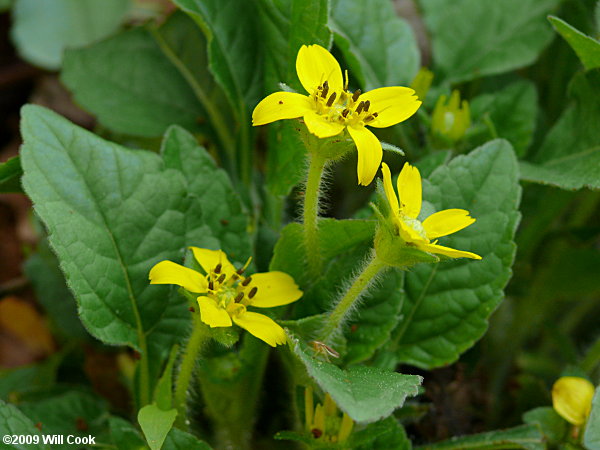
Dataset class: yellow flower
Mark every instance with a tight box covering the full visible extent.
[304,387,353,443]
[431,90,471,142]
[252,44,422,186]
[149,248,302,347]
[552,376,595,426]
[381,162,481,259]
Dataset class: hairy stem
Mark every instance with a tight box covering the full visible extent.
[303,153,327,277]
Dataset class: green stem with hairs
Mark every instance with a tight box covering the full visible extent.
[174,311,209,429]
[319,252,387,343]
[303,152,327,276]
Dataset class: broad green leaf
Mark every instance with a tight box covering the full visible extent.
[20,106,250,354]
[420,0,560,83]
[0,400,48,449]
[389,139,521,369]
[585,387,600,449]
[163,428,212,450]
[522,69,600,190]
[470,80,538,157]
[549,16,600,70]
[256,0,331,196]
[0,156,23,193]
[62,26,207,138]
[416,424,544,450]
[351,417,411,450]
[18,390,108,450]
[330,0,420,89]
[138,404,177,450]
[289,334,422,423]
[11,0,128,70]
[108,416,148,450]
[523,407,568,447]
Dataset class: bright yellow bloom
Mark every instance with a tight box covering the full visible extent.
[304,387,353,443]
[431,90,471,142]
[381,162,481,259]
[252,44,422,186]
[552,376,595,426]
[149,248,302,347]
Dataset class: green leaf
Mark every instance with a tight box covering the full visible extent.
[415,424,544,450]
[108,416,148,450]
[0,359,57,400]
[549,16,600,70]
[20,106,250,353]
[61,26,207,138]
[288,334,422,424]
[585,387,600,449]
[153,346,178,411]
[351,417,411,449]
[18,390,108,450]
[11,0,128,70]
[470,80,538,157]
[330,0,419,89]
[138,404,177,450]
[420,0,560,83]
[0,156,23,193]
[390,139,521,369]
[521,69,600,190]
[0,400,48,449]
[163,428,212,450]
[523,407,568,447]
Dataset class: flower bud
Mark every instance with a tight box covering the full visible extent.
[552,376,595,426]
[431,90,471,142]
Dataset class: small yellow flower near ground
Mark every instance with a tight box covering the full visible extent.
[252,44,422,186]
[431,90,471,142]
[149,248,302,347]
[304,387,353,443]
[381,162,481,259]
[552,376,595,426]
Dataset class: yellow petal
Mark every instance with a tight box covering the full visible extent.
[347,125,382,186]
[190,247,236,278]
[149,260,207,293]
[553,376,595,426]
[296,44,343,95]
[252,91,313,126]
[197,296,232,328]
[303,111,345,138]
[359,87,421,128]
[232,311,287,347]
[422,209,476,239]
[397,162,422,219]
[381,163,399,214]
[246,271,303,308]
[420,242,481,260]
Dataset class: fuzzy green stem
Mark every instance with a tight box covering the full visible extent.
[174,312,208,429]
[319,252,386,343]
[303,153,327,276]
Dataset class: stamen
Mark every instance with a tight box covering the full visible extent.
[341,109,349,118]
[248,287,258,299]
[241,276,252,286]
[326,92,337,107]
[364,115,374,122]
[321,80,329,98]
[363,100,370,112]
[373,112,378,117]
[344,69,349,91]
[214,263,222,274]
[234,292,244,303]
[208,280,214,290]
[355,101,365,114]
[352,90,361,102]
[217,274,226,284]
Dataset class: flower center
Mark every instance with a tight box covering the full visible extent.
[397,212,429,242]
[205,262,259,315]
[312,78,378,127]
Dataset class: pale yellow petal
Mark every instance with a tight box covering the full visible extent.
[359,87,421,128]
[296,44,343,95]
[422,209,476,239]
[347,125,382,186]
[245,271,302,308]
[553,376,595,426]
[232,311,287,347]
[149,260,207,293]
[420,242,481,260]
[397,162,422,219]
[197,296,232,327]
[252,92,313,126]
[303,111,345,138]
[381,163,399,214]
[190,247,236,278]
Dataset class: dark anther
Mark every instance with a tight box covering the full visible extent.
[364,115,374,122]
[355,101,365,115]
[352,89,361,102]
[208,280,214,290]
[248,286,258,299]
[341,109,349,118]
[364,100,370,112]
[189,306,195,312]
[311,428,323,439]
[234,292,244,303]
[214,263,222,274]
[217,274,226,284]
[237,267,245,275]
[373,112,378,117]
[278,100,283,105]
[321,80,329,98]
[326,92,337,107]
[241,276,252,286]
